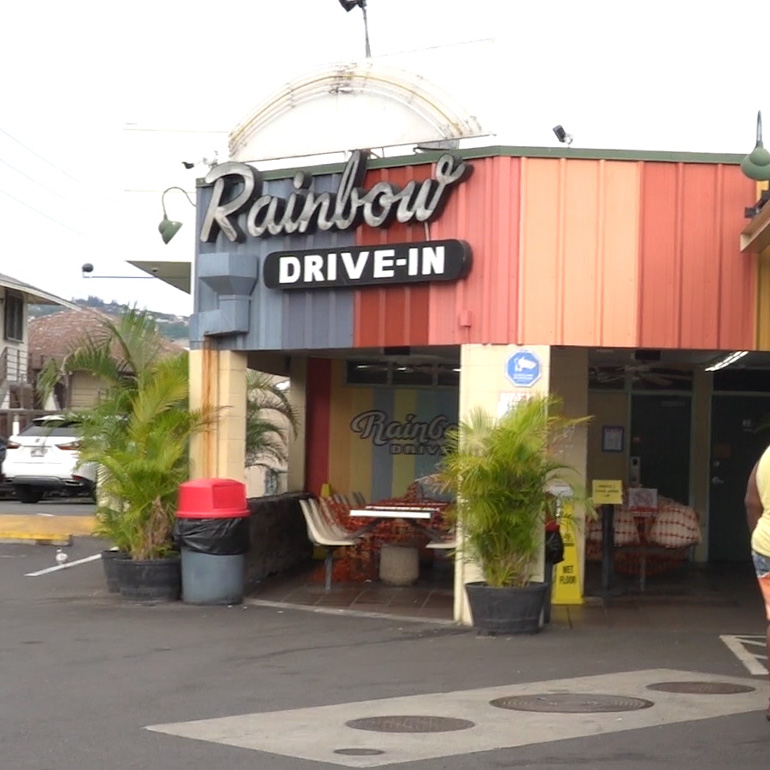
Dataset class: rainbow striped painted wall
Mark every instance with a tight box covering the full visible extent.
[305,359,458,500]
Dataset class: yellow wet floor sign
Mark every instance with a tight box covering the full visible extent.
[552,506,583,605]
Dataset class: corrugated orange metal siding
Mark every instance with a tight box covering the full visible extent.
[639,163,755,349]
[354,166,432,348]
[354,157,521,347]
[518,158,641,346]
[716,168,757,349]
[351,154,755,351]
[430,156,521,344]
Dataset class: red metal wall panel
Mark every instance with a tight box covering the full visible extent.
[349,154,754,352]
[353,157,521,347]
[639,163,755,349]
[304,357,332,495]
[354,165,431,348]
[716,168,757,349]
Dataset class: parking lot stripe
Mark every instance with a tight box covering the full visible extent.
[25,552,102,577]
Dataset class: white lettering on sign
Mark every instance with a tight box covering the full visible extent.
[199,150,472,243]
[264,241,470,290]
[304,254,325,283]
[278,256,301,284]
[373,249,396,278]
[421,246,445,275]
[341,251,369,280]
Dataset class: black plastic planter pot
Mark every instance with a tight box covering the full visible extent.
[465,581,549,635]
[115,557,181,601]
[101,550,129,593]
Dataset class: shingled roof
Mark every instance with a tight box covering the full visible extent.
[28,308,183,370]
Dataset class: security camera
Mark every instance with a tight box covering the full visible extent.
[151,267,159,274]
[553,125,573,146]
[81,263,94,274]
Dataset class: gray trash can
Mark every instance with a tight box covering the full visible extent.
[174,478,250,605]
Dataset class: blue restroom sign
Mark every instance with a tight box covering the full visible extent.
[506,350,541,387]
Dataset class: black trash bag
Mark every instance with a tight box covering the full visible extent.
[173,516,250,556]
[545,527,565,565]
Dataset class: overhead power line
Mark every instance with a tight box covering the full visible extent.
[0,126,105,197]
[0,187,84,235]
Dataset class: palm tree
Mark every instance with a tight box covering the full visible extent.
[36,306,172,409]
[79,352,214,559]
[37,308,213,559]
[245,370,298,470]
[439,395,593,588]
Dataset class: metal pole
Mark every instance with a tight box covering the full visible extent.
[361,0,372,58]
[601,503,615,595]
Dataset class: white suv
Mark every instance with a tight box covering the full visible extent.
[3,415,97,503]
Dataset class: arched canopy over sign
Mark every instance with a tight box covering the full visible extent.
[229,60,485,162]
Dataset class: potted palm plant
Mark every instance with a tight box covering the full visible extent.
[38,308,214,600]
[439,394,593,635]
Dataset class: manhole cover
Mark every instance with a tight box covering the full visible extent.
[490,693,655,713]
[346,715,476,733]
[647,681,756,695]
[334,748,386,756]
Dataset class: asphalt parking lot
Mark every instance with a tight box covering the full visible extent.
[2,531,770,769]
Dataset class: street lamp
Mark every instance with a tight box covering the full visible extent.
[337,0,371,58]
[158,186,196,244]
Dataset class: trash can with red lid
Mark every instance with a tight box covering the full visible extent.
[174,478,250,605]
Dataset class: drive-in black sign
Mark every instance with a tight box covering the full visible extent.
[262,239,471,290]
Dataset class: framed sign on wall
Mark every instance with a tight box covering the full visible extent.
[602,425,624,453]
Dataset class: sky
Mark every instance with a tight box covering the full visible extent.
[1,1,768,316]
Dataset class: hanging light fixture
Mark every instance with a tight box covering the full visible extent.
[158,186,196,244]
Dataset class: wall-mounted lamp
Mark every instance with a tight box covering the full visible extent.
[81,263,156,279]
[553,124,573,146]
[158,186,195,244]
[740,111,770,183]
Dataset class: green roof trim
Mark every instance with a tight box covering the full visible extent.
[252,145,747,182]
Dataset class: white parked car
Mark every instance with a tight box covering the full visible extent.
[3,415,97,503]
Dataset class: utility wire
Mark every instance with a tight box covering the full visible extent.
[0,155,77,204]
[0,187,84,235]
[0,126,105,198]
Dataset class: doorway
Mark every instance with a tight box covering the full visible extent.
[709,395,770,563]
[630,394,692,504]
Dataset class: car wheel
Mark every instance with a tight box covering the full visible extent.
[14,486,44,504]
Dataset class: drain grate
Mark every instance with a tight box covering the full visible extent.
[334,748,386,756]
[346,715,476,733]
[490,693,655,713]
[647,681,756,695]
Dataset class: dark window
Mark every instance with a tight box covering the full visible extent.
[4,291,23,342]
[713,369,770,392]
[346,361,388,385]
[20,418,81,437]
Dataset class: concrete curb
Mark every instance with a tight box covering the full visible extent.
[245,597,460,626]
[0,515,96,546]
[0,533,73,546]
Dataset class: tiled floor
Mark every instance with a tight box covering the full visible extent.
[248,560,455,621]
[246,558,762,628]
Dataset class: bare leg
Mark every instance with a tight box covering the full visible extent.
[765,623,770,722]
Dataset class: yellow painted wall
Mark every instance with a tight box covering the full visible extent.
[454,343,552,624]
[758,246,770,350]
[587,390,629,484]
[549,347,589,595]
